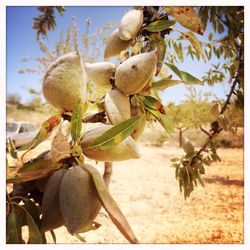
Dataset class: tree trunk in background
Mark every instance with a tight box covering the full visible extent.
[178,128,183,148]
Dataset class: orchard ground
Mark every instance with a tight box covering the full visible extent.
[7,106,244,243]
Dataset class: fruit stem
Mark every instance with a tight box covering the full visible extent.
[103,162,113,188]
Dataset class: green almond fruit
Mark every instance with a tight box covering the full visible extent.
[105,89,131,125]
[81,124,141,161]
[118,9,143,41]
[85,62,115,89]
[115,50,157,95]
[43,51,86,112]
[40,169,67,233]
[59,165,101,234]
[104,29,131,60]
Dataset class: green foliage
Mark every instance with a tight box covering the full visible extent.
[71,102,85,145]
[83,164,138,243]
[32,6,65,40]
[165,63,203,85]
[86,115,143,150]
[144,20,176,32]
[171,140,221,199]
[7,5,244,244]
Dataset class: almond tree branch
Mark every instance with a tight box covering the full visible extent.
[195,76,238,159]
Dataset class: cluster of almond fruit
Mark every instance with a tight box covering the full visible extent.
[40,9,156,239]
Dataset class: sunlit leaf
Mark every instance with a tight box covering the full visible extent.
[82,164,138,244]
[6,205,22,244]
[199,8,209,31]
[17,159,58,174]
[146,108,174,135]
[155,36,166,76]
[140,95,174,135]
[181,31,206,62]
[165,63,203,84]
[144,20,176,32]
[141,95,165,112]
[7,159,60,184]
[132,40,142,55]
[180,71,203,85]
[86,115,143,150]
[18,115,61,152]
[151,78,183,90]
[51,129,71,163]
[208,32,213,41]
[165,7,204,35]
[71,102,84,144]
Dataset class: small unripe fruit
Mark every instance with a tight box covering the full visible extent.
[81,125,141,161]
[59,165,101,234]
[218,114,229,131]
[118,10,143,41]
[40,169,67,233]
[43,51,86,112]
[105,89,131,125]
[210,103,221,120]
[115,50,157,95]
[104,29,131,60]
[85,62,115,89]
[183,138,195,154]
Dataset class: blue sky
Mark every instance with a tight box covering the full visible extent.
[6,6,231,105]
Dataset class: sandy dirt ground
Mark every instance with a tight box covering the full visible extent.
[18,143,243,244]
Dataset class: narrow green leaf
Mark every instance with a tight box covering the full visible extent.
[165,63,203,85]
[181,31,206,62]
[141,95,164,111]
[151,78,183,90]
[18,115,61,151]
[144,20,176,32]
[208,32,213,41]
[165,7,204,35]
[51,129,71,163]
[23,206,43,243]
[86,115,143,150]
[83,164,138,244]
[155,36,166,76]
[164,63,182,79]
[71,102,84,144]
[146,108,174,135]
[218,21,224,33]
[200,12,208,31]
[23,199,40,225]
[17,159,58,174]
[6,205,22,244]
